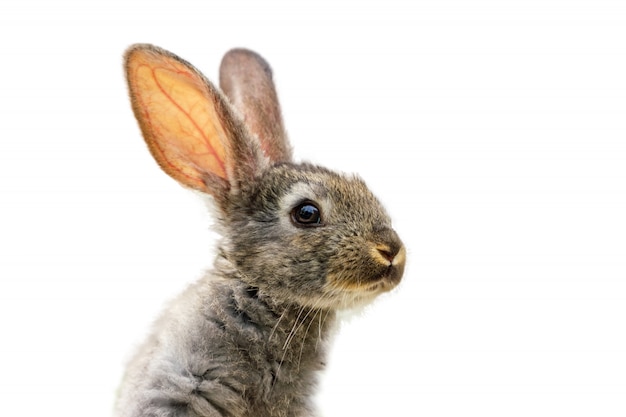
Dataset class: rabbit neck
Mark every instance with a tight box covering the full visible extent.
[208,253,338,386]
[210,271,338,364]
[197,274,336,415]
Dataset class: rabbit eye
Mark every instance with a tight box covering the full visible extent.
[291,201,322,226]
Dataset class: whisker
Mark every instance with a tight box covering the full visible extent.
[282,306,305,350]
[297,302,324,371]
[269,306,288,343]
[273,305,306,391]
[316,307,332,352]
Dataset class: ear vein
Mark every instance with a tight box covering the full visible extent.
[149,64,227,179]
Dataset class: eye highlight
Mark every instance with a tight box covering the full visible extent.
[291,201,322,226]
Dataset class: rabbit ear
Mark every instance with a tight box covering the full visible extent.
[219,49,292,163]
[124,44,262,197]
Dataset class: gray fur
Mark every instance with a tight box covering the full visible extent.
[219,48,292,163]
[116,45,405,417]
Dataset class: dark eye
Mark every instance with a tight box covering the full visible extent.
[291,201,322,226]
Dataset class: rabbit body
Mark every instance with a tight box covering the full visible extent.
[116,45,405,417]
[116,270,335,417]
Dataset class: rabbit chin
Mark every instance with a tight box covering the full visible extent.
[298,273,402,311]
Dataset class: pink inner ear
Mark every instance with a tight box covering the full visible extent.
[146,64,228,181]
[150,66,227,178]
[127,48,231,191]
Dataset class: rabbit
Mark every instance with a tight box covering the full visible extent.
[115,44,406,417]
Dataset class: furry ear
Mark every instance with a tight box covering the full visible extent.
[124,44,263,197]
[219,49,292,163]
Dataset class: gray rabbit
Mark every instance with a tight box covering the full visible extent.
[115,44,406,417]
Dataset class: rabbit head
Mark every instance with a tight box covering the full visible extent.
[124,44,405,310]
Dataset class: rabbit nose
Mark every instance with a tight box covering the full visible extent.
[373,228,405,266]
[375,242,406,265]
[376,245,397,262]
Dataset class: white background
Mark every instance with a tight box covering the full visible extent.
[1,1,625,416]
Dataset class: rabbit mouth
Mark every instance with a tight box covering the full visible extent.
[380,264,404,285]
[318,257,405,309]
[328,262,404,294]
[364,264,404,292]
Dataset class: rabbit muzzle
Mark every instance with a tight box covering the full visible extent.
[327,227,405,298]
